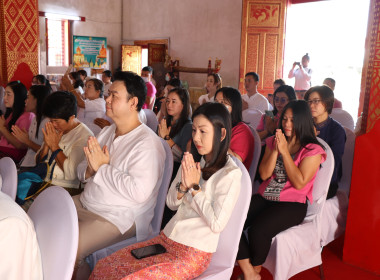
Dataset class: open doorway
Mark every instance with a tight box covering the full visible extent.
[283,0,370,120]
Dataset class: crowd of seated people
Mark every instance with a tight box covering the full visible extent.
[0,66,354,280]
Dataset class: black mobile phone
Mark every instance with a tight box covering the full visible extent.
[131,244,167,259]
[265,110,274,120]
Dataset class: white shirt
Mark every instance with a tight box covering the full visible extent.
[0,192,43,280]
[37,123,94,189]
[78,123,165,238]
[103,82,112,97]
[21,117,49,167]
[164,156,242,253]
[288,67,312,90]
[77,98,106,136]
[103,110,147,126]
[198,94,214,105]
[242,92,271,113]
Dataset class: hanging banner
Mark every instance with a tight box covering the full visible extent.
[73,36,107,68]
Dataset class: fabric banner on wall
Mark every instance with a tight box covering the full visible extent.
[0,0,39,87]
[73,36,107,69]
[121,45,142,75]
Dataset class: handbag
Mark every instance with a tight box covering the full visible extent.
[16,148,62,205]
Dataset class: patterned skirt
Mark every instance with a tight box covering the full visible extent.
[89,232,212,280]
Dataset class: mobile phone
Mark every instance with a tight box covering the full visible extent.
[131,244,167,259]
[265,110,274,120]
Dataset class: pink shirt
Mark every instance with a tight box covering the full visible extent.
[258,136,326,204]
[142,82,157,109]
[0,112,34,149]
[230,122,254,170]
[256,113,280,132]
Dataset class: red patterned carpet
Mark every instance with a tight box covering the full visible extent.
[231,235,380,280]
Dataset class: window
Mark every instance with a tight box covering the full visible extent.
[46,18,69,66]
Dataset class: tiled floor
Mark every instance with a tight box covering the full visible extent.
[231,235,380,280]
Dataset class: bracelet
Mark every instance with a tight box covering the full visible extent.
[176,181,188,194]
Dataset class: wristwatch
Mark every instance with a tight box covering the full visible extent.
[164,135,171,140]
[176,181,188,194]
[189,184,201,194]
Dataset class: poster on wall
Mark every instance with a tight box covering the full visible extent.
[73,36,107,68]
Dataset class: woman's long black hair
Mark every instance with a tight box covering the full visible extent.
[192,102,232,180]
[35,75,53,92]
[166,87,190,138]
[29,85,51,138]
[272,85,296,116]
[215,87,243,127]
[4,81,27,130]
[69,72,84,89]
[278,100,324,150]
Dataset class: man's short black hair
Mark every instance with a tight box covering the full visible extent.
[102,70,112,78]
[245,72,259,82]
[43,91,77,121]
[142,66,153,74]
[113,71,147,111]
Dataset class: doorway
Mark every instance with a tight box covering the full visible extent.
[283,0,370,120]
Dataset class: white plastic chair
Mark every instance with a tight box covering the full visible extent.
[262,138,334,280]
[248,126,262,187]
[338,127,356,195]
[143,108,158,131]
[0,157,17,200]
[27,186,79,280]
[320,127,356,247]
[86,138,173,270]
[195,156,252,280]
[330,108,355,131]
[242,109,263,130]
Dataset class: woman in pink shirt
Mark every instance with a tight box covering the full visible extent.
[0,81,34,163]
[236,100,326,280]
[214,87,254,170]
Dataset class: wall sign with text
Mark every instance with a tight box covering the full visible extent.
[73,36,107,68]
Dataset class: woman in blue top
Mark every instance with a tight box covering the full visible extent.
[304,85,346,199]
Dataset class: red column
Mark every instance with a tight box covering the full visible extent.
[343,0,380,275]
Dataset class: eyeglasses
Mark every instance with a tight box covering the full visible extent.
[274,97,289,104]
[307,99,322,106]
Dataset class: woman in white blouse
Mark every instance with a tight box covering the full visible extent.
[198,73,222,105]
[89,102,242,280]
[12,85,50,170]
[71,78,106,135]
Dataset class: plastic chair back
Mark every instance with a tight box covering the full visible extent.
[195,157,252,279]
[143,109,158,131]
[304,138,335,221]
[330,108,355,131]
[242,109,263,130]
[248,126,261,186]
[339,127,356,195]
[0,157,17,200]
[28,186,79,280]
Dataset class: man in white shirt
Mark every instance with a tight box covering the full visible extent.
[0,191,43,280]
[242,72,272,113]
[73,71,165,279]
[102,70,112,97]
